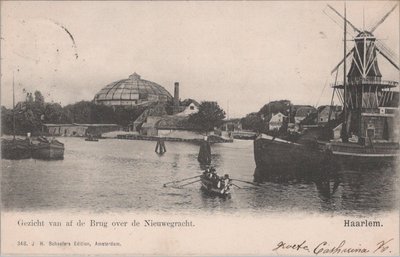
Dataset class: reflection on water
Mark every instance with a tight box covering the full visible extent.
[1,138,398,215]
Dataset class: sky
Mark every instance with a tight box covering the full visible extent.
[1,1,399,118]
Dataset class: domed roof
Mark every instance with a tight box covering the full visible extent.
[94,73,172,106]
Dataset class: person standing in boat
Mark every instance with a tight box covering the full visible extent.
[198,136,211,165]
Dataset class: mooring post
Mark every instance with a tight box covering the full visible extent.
[155,137,166,154]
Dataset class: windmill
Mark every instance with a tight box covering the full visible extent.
[325,3,399,78]
[323,3,399,144]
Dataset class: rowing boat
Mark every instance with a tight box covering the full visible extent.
[200,170,232,196]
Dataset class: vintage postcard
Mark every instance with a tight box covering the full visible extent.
[1,1,399,256]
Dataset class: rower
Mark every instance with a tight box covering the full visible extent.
[206,167,215,178]
[223,174,230,188]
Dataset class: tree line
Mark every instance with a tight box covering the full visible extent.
[1,90,228,136]
[240,100,292,133]
[1,91,148,136]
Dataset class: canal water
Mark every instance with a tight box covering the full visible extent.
[1,138,398,215]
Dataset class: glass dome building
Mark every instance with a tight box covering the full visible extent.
[94,73,172,106]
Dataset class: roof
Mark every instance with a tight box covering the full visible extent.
[317,105,342,113]
[272,112,287,117]
[155,116,202,131]
[43,123,120,127]
[222,118,241,124]
[43,124,76,127]
[133,103,168,124]
[94,73,172,103]
[73,123,120,127]
[180,99,200,107]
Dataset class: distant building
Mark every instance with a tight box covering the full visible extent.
[132,93,200,136]
[140,116,162,136]
[175,99,200,116]
[137,107,203,139]
[294,106,317,124]
[94,73,172,107]
[268,112,287,131]
[43,124,121,137]
[220,119,242,132]
[137,114,203,140]
[299,112,318,129]
[130,103,168,132]
[333,123,342,140]
[317,105,342,125]
[155,116,203,139]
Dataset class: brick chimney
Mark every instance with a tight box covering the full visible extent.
[174,82,179,106]
[173,82,180,114]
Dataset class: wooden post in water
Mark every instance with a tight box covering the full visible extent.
[155,137,166,154]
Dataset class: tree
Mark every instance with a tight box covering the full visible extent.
[188,101,225,133]
[44,103,68,123]
[34,91,45,104]
[26,93,34,102]
[258,100,291,119]
[240,112,265,132]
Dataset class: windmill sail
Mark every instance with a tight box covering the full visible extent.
[369,3,398,33]
[375,40,400,70]
[331,48,354,74]
[326,4,360,34]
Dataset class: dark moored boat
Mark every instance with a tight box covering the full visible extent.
[200,171,232,196]
[1,138,32,160]
[31,137,64,160]
[85,136,99,142]
[253,134,336,182]
[1,73,32,160]
[85,138,98,142]
[325,141,399,167]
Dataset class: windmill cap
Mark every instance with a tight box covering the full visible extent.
[356,31,374,38]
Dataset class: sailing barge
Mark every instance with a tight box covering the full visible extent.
[1,138,32,160]
[31,137,65,160]
[2,71,65,160]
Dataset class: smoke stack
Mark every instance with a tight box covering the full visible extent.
[174,82,179,107]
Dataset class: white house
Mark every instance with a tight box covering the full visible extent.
[176,100,200,116]
[269,112,287,131]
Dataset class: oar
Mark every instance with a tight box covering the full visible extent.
[232,179,263,187]
[163,175,201,187]
[178,179,201,188]
[232,183,241,189]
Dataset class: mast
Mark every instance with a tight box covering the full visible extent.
[341,2,348,142]
[12,71,16,140]
[227,100,230,120]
